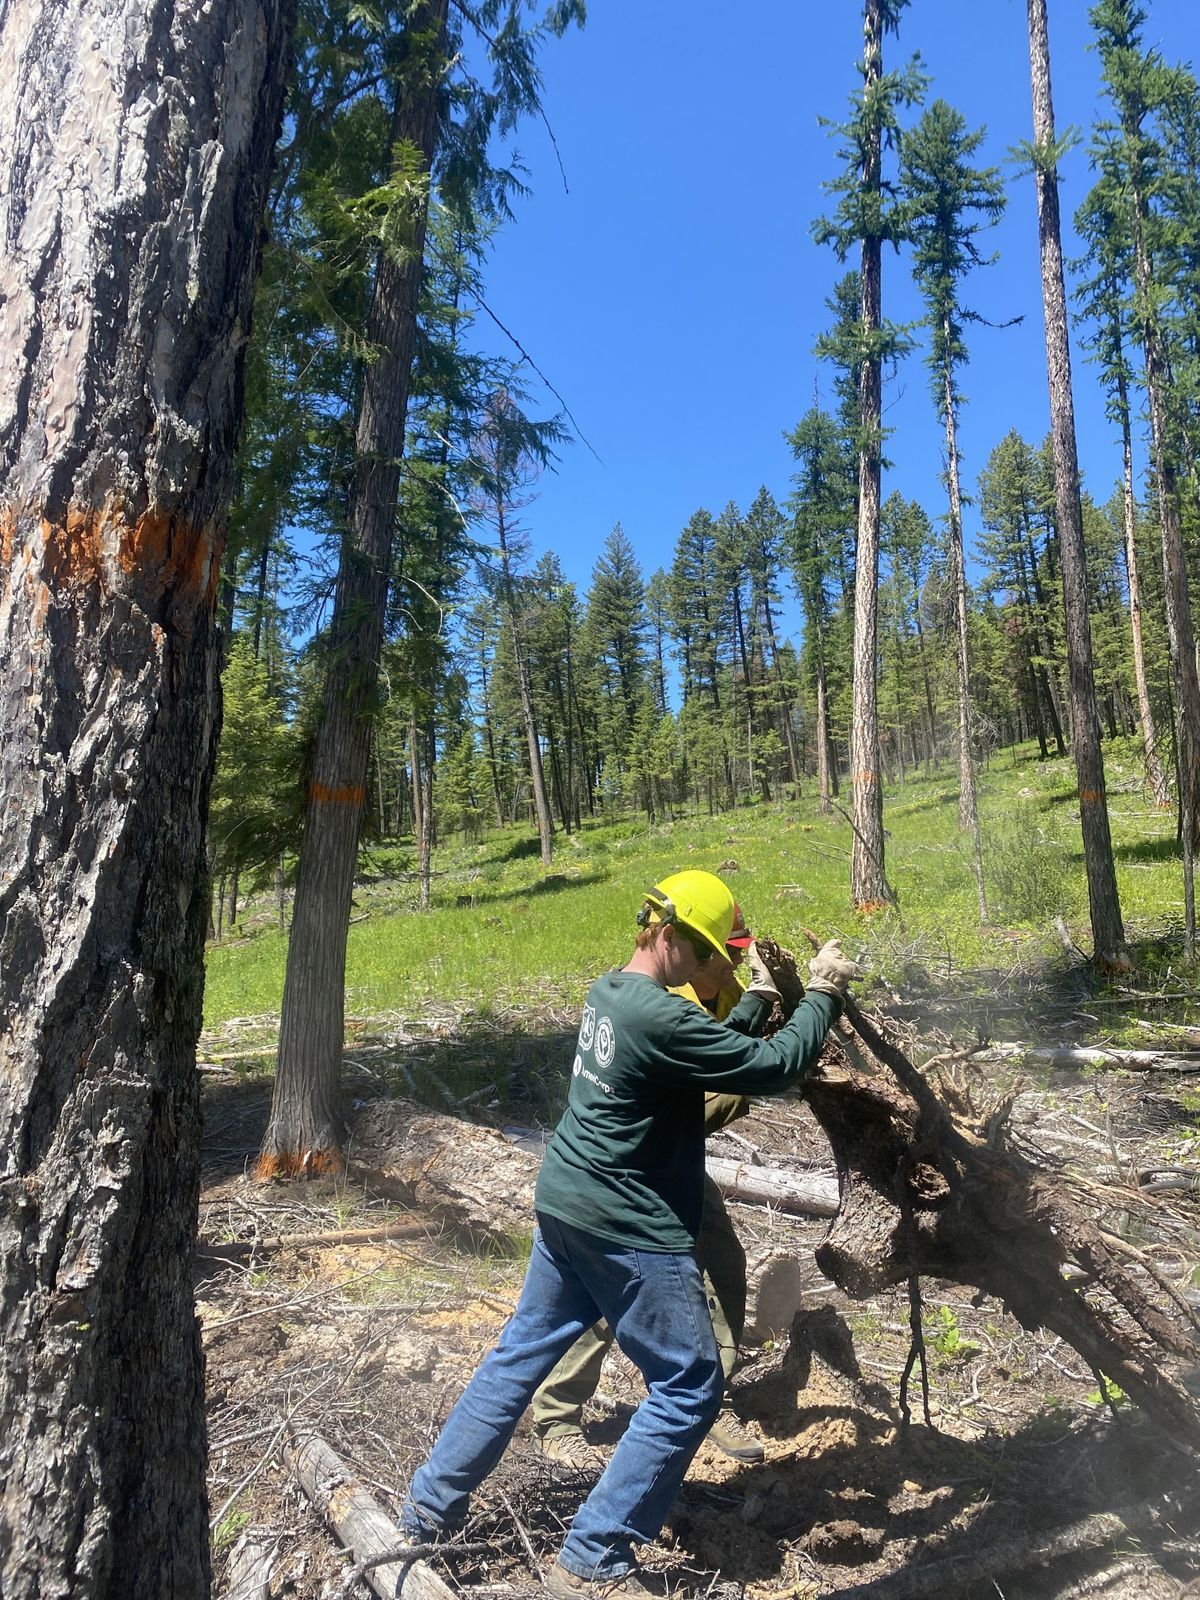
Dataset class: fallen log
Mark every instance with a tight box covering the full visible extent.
[282,1425,455,1600]
[703,1156,838,1217]
[225,1532,277,1600]
[349,1104,839,1245]
[197,1216,430,1262]
[981,1041,1200,1072]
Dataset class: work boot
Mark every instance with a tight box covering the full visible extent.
[533,1429,608,1474]
[545,1559,653,1600]
[708,1410,765,1463]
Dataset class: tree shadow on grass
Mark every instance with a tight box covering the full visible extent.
[1114,834,1182,864]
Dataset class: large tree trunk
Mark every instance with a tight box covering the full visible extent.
[943,364,987,922]
[260,0,449,1176]
[849,0,888,908]
[0,0,293,1586]
[1026,0,1126,967]
[1118,370,1171,808]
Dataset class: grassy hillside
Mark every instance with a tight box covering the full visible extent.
[204,739,1185,1030]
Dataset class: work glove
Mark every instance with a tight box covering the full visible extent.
[743,940,782,1005]
[806,939,863,1000]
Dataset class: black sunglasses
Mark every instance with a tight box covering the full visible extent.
[678,928,716,964]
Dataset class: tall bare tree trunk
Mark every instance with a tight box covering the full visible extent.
[0,0,292,1586]
[943,364,988,922]
[1027,0,1126,966]
[815,632,833,815]
[498,508,554,867]
[1118,373,1170,807]
[261,0,449,1175]
[850,0,888,906]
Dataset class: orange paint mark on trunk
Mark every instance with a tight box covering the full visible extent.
[0,501,220,610]
[310,781,367,807]
[851,770,880,786]
[254,1148,345,1181]
[1078,789,1102,804]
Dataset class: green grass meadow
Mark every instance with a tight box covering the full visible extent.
[204,738,1186,1031]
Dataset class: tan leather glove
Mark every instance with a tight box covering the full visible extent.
[806,939,863,999]
[743,940,782,1004]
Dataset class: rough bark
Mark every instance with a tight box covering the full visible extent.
[0,0,293,1588]
[1027,0,1126,966]
[261,0,449,1176]
[849,0,888,908]
[943,360,988,922]
[1118,372,1171,809]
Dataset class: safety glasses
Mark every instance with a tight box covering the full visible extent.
[679,927,716,964]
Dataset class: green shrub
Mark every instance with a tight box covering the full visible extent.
[985,802,1077,923]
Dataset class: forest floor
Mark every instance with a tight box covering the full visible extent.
[196,995,1200,1600]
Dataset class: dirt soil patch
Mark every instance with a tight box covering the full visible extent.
[199,1015,1200,1599]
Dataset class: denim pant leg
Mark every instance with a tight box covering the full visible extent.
[404,1223,600,1533]
[559,1246,723,1580]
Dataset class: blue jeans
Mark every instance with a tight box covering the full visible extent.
[403,1211,723,1579]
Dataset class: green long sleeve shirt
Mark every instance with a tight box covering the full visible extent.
[534,970,838,1252]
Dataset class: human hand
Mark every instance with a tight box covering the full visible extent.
[744,939,782,1004]
[806,939,863,998]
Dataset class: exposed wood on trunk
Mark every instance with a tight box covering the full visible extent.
[283,1425,456,1600]
[744,1247,808,1340]
[1026,0,1126,967]
[0,0,293,1585]
[263,0,450,1176]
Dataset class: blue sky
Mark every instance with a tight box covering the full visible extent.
[467,0,1194,636]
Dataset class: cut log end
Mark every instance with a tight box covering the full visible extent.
[254,1147,345,1181]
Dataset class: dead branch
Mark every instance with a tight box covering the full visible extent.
[197,1217,430,1261]
[282,1424,456,1600]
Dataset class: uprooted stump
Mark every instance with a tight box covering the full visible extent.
[803,1029,1200,1447]
[753,939,1200,1447]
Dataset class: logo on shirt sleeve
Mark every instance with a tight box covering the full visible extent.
[579,1004,596,1051]
[594,1016,616,1070]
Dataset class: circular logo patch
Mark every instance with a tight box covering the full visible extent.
[594,1016,616,1070]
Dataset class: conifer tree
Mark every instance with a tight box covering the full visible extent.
[815,0,923,906]
[1026,0,1126,964]
[1091,0,1200,951]
[0,0,294,1582]
[900,98,1005,917]
[787,406,855,812]
[743,486,803,790]
[1075,167,1172,806]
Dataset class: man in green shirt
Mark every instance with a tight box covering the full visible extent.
[531,904,777,1469]
[402,870,860,1600]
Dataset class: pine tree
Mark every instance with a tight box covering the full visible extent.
[0,0,293,1584]
[900,97,1006,918]
[1091,0,1200,951]
[787,406,855,813]
[743,486,803,791]
[814,0,923,906]
[1075,165,1172,806]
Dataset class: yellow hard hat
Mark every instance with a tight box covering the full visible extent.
[637,870,735,961]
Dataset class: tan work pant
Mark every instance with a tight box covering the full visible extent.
[531,1176,746,1438]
